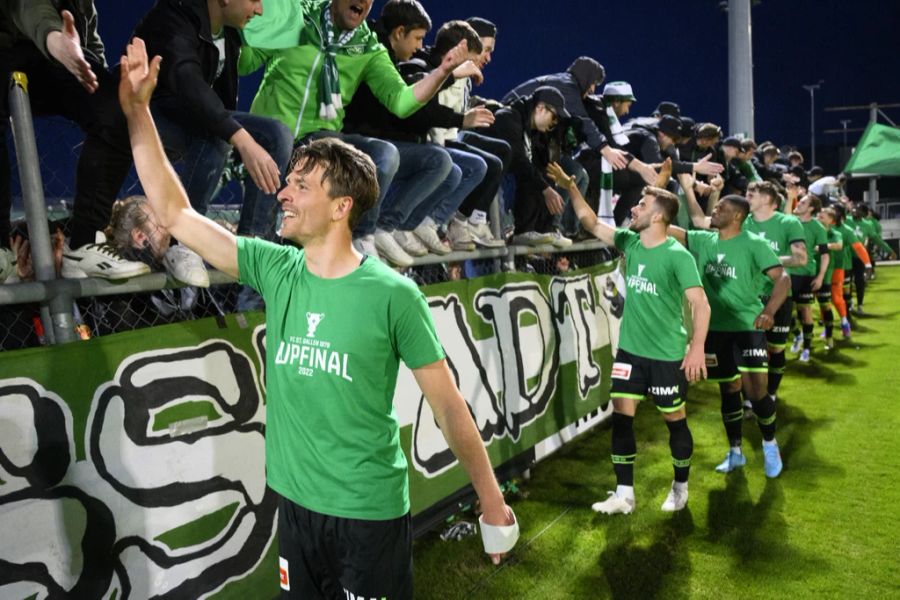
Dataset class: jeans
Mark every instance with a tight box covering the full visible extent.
[378,141,452,231]
[154,109,293,239]
[304,131,400,237]
[403,146,487,228]
[452,133,509,217]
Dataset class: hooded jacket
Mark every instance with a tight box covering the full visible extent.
[0,0,104,65]
[501,56,608,152]
[481,96,550,193]
[132,0,242,142]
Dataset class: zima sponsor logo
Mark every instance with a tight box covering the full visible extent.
[771,325,790,334]
[742,348,768,358]
[626,263,658,296]
[649,385,679,396]
[705,353,719,367]
[611,362,632,380]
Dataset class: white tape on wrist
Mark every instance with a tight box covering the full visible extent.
[479,508,519,554]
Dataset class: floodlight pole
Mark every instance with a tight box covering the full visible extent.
[802,81,823,166]
[727,0,755,138]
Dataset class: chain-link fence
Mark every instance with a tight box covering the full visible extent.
[2,114,620,351]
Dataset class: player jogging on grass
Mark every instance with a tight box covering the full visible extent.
[788,194,829,362]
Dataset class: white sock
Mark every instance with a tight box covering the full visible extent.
[672,481,688,492]
[468,209,488,225]
[730,445,743,455]
[615,485,635,500]
[762,439,778,448]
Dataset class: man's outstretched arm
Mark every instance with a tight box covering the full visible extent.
[119,38,239,278]
[546,162,616,246]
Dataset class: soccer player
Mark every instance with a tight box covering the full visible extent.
[789,194,829,361]
[546,162,711,514]
[673,189,791,478]
[743,182,807,404]
[831,203,871,337]
[815,207,844,350]
[118,38,517,599]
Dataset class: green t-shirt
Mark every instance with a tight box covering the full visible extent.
[743,211,805,295]
[788,218,828,277]
[614,229,702,361]
[238,238,445,520]
[686,230,781,331]
[863,216,894,255]
[836,222,861,270]
[824,227,841,281]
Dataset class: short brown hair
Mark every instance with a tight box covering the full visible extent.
[434,20,483,57]
[105,195,150,252]
[748,181,780,207]
[696,123,722,139]
[805,194,822,214]
[642,186,680,224]
[289,138,379,230]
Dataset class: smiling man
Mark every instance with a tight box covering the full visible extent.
[119,38,516,600]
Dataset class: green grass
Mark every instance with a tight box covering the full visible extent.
[413,266,900,599]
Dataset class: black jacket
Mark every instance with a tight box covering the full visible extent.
[624,125,693,175]
[502,58,608,151]
[343,42,462,143]
[0,0,104,64]
[481,96,549,192]
[133,0,241,141]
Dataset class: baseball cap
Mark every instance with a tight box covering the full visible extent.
[653,101,681,118]
[602,81,636,102]
[533,86,571,119]
[679,116,695,139]
[657,115,682,139]
[722,136,742,149]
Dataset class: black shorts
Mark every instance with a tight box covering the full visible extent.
[610,348,687,413]
[704,330,769,382]
[277,494,412,600]
[816,286,832,305]
[791,275,816,305]
[761,295,794,348]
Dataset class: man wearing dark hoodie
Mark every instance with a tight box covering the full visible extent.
[479,86,572,246]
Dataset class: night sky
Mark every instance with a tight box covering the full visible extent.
[89,0,900,172]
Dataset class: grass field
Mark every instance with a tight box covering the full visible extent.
[413,265,900,599]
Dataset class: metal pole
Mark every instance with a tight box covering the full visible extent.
[8,72,77,343]
[727,0,755,138]
[801,81,823,166]
[867,103,878,208]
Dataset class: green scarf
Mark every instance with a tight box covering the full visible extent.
[314,6,355,121]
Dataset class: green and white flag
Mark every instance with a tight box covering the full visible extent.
[844,123,900,176]
[598,104,630,226]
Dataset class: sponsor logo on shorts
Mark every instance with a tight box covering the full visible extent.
[611,362,632,380]
[742,348,768,358]
[771,326,790,334]
[705,353,719,367]
[650,385,679,396]
[279,557,290,591]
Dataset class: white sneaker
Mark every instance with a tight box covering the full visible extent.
[660,483,688,512]
[549,231,573,248]
[413,218,451,255]
[374,229,414,267]
[0,247,15,282]
[591,491,634,515]
[790,334,803,354]
[62,235,150,280]
[164,245,209,287]
[392,229,428,257]
[513,231,553,246]
[467,221,506,248]
[353,234,379,259]
[447,217,476,251]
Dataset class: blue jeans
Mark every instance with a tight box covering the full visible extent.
[403,146,487,228]
[304,131,400,237]
[378,141,452,231]
[153,109,294,239]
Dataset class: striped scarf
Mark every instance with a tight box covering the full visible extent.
[598,104,630,226]
[316,6,355,121]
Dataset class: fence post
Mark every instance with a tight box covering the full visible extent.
[8,71,77,344]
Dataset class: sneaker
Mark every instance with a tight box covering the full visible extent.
[660,483,688,512]
[62,235,150,280]
[742,399,754,420]
[374,229,414,267]
[353,234,379,259]
[513,231,553,246]
[824,337,835,350]
[799,348,810,362]
[413,218,451,255]
[392,229,428,257]
[840,321,852,339]
[854,305,866,316]
[549,231,573,248]
[763,441,783,478]
[591,491,634,515]
[714,449,747,473]
[790,334,803,354]
[447,218,476,251]
[468,221,506,248]
[0,247,15,282]
[163,245,209,287]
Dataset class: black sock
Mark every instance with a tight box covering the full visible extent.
[751,395,777,441]
[802,323,814,350]
[768,351,785,396]
[823,308,834,338]
[720,387,744,447]
[666,418,693,483]
[611,412,636,486]
[791,316,799,339]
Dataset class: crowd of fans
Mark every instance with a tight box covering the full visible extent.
[0,0,895,349]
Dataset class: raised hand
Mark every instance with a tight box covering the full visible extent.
[440,39,469,74]
[654,157,673,188]
[46,10,98,93]
[546,161,575,189]
[118,37,162,117]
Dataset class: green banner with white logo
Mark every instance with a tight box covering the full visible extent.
[0,262,618,599]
